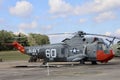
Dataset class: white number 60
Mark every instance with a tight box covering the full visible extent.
[45,49,56,58]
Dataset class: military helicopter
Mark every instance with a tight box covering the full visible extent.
[12,31,119,65]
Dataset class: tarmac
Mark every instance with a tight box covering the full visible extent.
[0,58,120,80]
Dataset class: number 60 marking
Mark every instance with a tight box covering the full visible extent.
[45,49,57,58]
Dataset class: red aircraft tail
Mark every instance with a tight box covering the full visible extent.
[12,41,25,54]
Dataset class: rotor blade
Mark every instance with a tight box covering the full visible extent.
[46,32,73,36]
[14,37,26,39]
[0,37,27,43]
[85,33,120,39]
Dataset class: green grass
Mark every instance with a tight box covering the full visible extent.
[0,51,30,61]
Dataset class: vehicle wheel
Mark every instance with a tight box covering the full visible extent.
[42,58,49,65]
[91,61,97,65]
[33,56,37,62]
[28,57,33,62]
[43,61,47,65]
[80,60,85,64]
[29,56,37,62]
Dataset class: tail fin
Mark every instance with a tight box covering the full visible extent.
[12,41,25,54]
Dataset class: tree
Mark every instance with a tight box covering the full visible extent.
[15,33,29,46]
[0,30,15,51]
[29,33,50,46]
[27,34,37,46]
[0,30,50,51]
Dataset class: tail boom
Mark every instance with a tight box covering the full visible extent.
[12,41,25,53]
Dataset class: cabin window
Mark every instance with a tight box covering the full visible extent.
[117,51,120,53]
[61,48,65,54]
[97,44,103,50]
[97,42,109,54]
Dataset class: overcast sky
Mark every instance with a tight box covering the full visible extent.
[0,0,120,43]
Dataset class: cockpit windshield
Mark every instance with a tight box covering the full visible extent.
[97,42,110,54]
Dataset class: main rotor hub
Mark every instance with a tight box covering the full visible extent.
[77,31,86,37]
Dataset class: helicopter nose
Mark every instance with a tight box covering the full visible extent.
[96,50,114,63]
[107,50,115,61]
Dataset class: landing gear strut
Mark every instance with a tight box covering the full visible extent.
[29,56,37,62]
[80,60,85,64]
[42,58,49,65]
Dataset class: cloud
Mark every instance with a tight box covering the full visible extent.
[94,11,116,22]
[0,18,5,24]
[0,0,3,8]
[115,29,120,35]
[105,29,120,37]
[19,21,38,32]
[41,25,53,31]
[49,0,120,17]
[105,32,111,36]
[79,18,87,23]
[49,0,73,17]
[104,29,120,44]
[9,0,33,17]
[0,0,2,5]
[75,0,120,14]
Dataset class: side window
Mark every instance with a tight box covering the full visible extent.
[61,48,65,54]
[117,51,119,53]
[97,44,103,50]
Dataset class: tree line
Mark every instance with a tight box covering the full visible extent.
[0,30,50,51]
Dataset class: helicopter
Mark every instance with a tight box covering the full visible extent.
[12,31,119,65]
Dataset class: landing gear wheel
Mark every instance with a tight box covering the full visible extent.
[42,58,48,65]
[91,61,97,65]
[80,60,85,64]
[43,61,47,65]
[29,56,37,62]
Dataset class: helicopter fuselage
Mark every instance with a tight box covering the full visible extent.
[12,31,114,64]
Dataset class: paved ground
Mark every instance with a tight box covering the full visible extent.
[0,58,120,80]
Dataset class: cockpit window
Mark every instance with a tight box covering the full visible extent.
[97,42,109,54]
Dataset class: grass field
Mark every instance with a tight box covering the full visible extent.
[0,51,30,61]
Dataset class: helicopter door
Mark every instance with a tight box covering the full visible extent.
[87,44,97,59]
